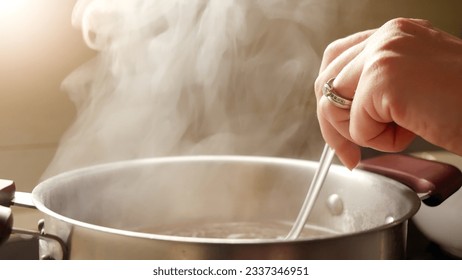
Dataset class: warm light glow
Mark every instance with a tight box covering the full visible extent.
[0,0,48,64]
[0,0,26,17]
[0,0,24,12]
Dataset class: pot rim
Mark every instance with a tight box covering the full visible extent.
[31,155,421,244]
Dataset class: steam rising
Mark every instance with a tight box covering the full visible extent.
[42,0,336,178]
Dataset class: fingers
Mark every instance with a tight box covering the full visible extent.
[315,30,374,99]
[315,18,434,169]
[335,19,421,150]
[319,29,375,72]
[314,30,373,166]
[349,92,417,152]
[317,109,361,169]
[318,93,353,142]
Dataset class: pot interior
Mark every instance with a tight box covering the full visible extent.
[32,156,420,241]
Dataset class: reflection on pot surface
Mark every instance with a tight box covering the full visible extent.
[142,221,339,240]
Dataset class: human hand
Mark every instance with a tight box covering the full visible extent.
[314,18,462,169]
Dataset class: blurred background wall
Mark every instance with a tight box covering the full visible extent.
[0,0,95,191]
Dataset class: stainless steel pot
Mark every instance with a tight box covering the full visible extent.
[0,154,461,259]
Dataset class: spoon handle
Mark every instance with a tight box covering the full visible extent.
[285,144,335,240]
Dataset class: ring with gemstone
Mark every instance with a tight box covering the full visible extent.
[322,77,353,109]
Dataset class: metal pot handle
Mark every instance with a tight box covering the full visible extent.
[357,154,462,206]
[0,180,67,259]
[0,180,15,245]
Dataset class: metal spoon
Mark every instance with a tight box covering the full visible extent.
[285,143,335,240]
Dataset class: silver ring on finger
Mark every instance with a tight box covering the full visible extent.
[322,77,353,109]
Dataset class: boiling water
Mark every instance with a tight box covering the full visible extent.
[141,221,339,240]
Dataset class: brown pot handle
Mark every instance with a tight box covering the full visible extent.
[0,180,15,245]
[357,154,462,206]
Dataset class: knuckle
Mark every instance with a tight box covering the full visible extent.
[383,17,416,32]
[381,17,431,40]
[364,52,397,79]
[384,17,409,29]
[323,40,342,60]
